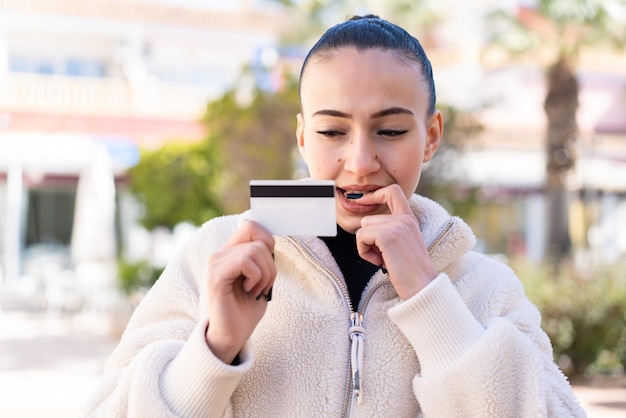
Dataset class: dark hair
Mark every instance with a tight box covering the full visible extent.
[299,15,436,116]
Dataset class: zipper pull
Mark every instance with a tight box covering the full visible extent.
[349,312,365,404]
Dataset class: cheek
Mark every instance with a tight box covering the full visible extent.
[386,147,423,194]
[305,145,341,175]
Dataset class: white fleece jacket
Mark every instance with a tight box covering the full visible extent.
[83,195,586,417]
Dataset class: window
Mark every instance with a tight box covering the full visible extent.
[65,58,105,77]
[9,54,55,74]
[9,54,106,77]
[25,187,76,247]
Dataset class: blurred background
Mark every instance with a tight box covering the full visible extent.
[0,0,625,416]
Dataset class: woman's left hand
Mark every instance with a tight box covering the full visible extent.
[355,184,438,300]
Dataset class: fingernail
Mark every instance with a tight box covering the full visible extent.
[265,287,273,302]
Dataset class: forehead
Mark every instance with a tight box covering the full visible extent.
[300,47,428,115]
[303,46,422,78]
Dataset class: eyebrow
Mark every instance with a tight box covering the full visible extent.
[311,107,414,119]
[312,109,352,119]
[372,107,414,118]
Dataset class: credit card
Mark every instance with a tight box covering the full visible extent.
[249,180,337,236]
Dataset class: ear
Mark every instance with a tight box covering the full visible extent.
[423,110,443,163]
[296,113,307,162]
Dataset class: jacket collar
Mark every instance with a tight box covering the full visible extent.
[408,194,476,272]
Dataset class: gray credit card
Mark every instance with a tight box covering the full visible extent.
[249,180,337,236]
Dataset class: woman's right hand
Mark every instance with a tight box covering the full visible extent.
[204,220,276,364]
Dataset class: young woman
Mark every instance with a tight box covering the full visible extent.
[84,15,585,417]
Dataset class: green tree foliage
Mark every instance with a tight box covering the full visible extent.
[515,259,626,380]
[128,140,222,230]
[117,259,164,296]
[202,73,301,215]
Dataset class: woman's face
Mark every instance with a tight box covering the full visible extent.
[297,47,443,233]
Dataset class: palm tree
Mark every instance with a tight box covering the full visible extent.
[484,0,625,263]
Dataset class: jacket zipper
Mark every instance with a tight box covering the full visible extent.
[348,279,391,406]
[285,237,391,417]
[284,237,356,417]
[427,218,455,253]
[284,217,455,417]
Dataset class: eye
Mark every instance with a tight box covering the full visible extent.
[316,129,345,138]
[378,129,408,137]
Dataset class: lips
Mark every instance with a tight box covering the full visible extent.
[336,185,385,215]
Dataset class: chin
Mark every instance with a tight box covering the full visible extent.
[336,218,361,234]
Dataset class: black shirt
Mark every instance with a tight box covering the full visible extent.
[320,225,379,309]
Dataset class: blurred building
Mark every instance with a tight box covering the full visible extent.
[0,0,288,294]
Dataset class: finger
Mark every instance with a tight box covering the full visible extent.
[240,260,264,293]
[208,240,274,293]
[357,184,412,215]
[226,220,275,253]
[355,227,384,267]
[246,246,277,296]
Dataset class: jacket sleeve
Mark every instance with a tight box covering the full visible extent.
[387,254,587,418]
[82,218,250,418]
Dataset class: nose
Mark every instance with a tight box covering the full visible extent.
[343,133,381,177]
